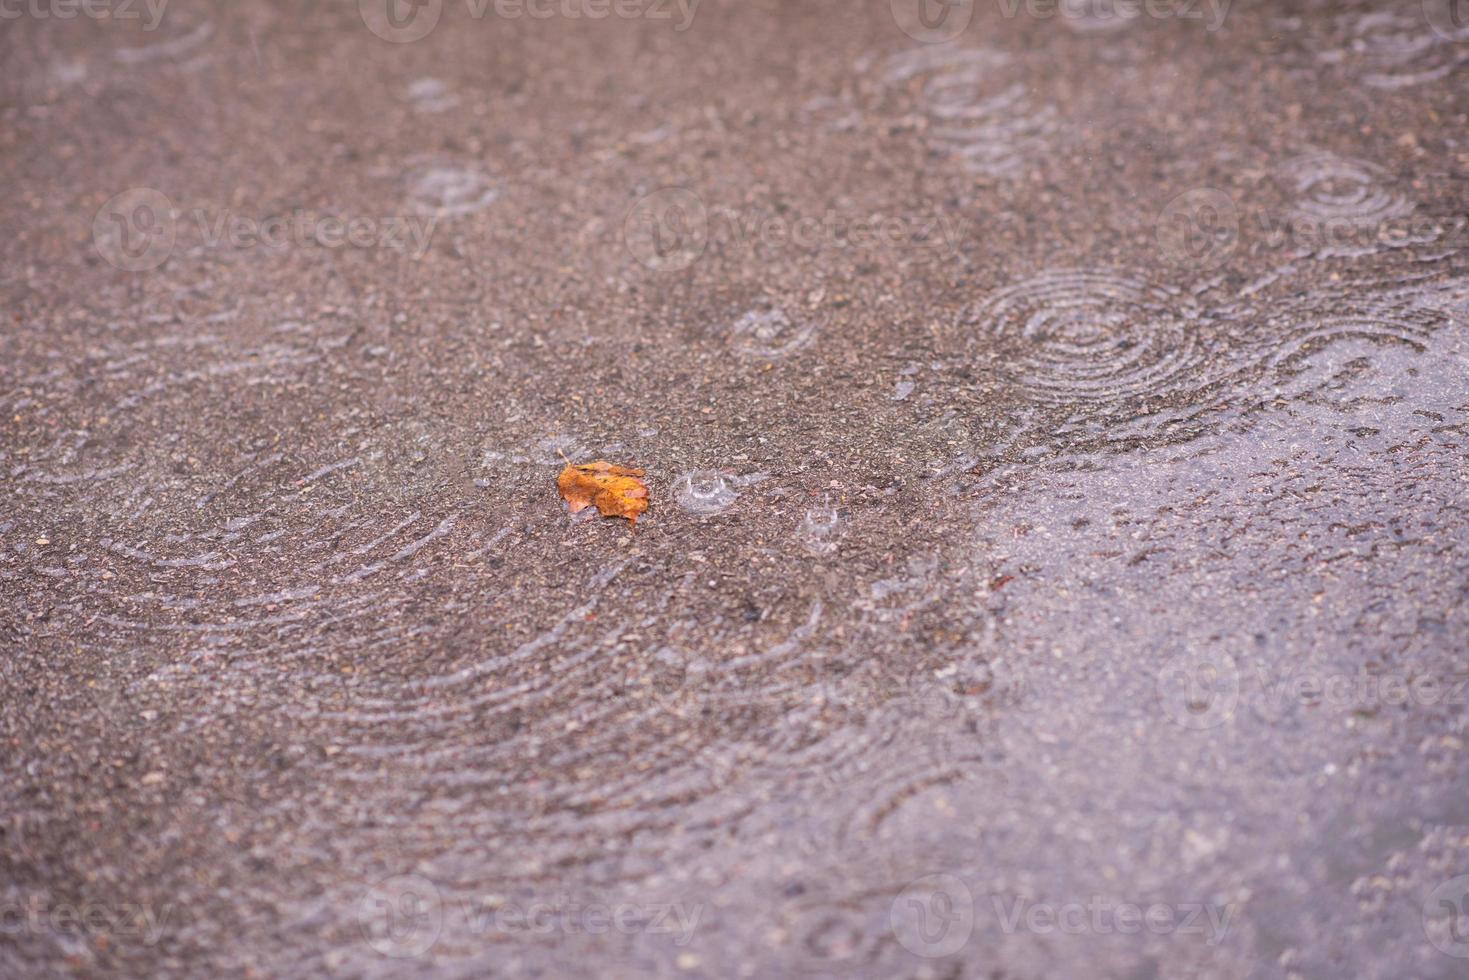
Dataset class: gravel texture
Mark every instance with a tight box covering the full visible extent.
[3,1,1469,977]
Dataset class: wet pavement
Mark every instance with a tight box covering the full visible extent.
[3,0,1469,976]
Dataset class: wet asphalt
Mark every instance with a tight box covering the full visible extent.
[2,0,1469,977]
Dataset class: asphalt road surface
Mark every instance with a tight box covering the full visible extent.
[3,0,1469,976]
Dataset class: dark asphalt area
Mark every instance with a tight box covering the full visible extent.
[3,0,1469,976]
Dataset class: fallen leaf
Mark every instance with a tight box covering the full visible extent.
[557,461,650,527]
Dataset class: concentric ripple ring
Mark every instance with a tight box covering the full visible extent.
[950,269,1204,405]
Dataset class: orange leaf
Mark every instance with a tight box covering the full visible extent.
[557,461,650,528]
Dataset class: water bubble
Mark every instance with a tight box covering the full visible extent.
[674,470,739,514]
[796,501,844,555]
[730,307,816,358]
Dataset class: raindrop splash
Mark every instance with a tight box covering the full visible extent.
[674,470,739,515]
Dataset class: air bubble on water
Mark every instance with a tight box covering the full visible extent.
[674,470,739,515]
[797,500,844,555]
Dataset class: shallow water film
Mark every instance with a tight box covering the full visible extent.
[3,1,1468,977]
